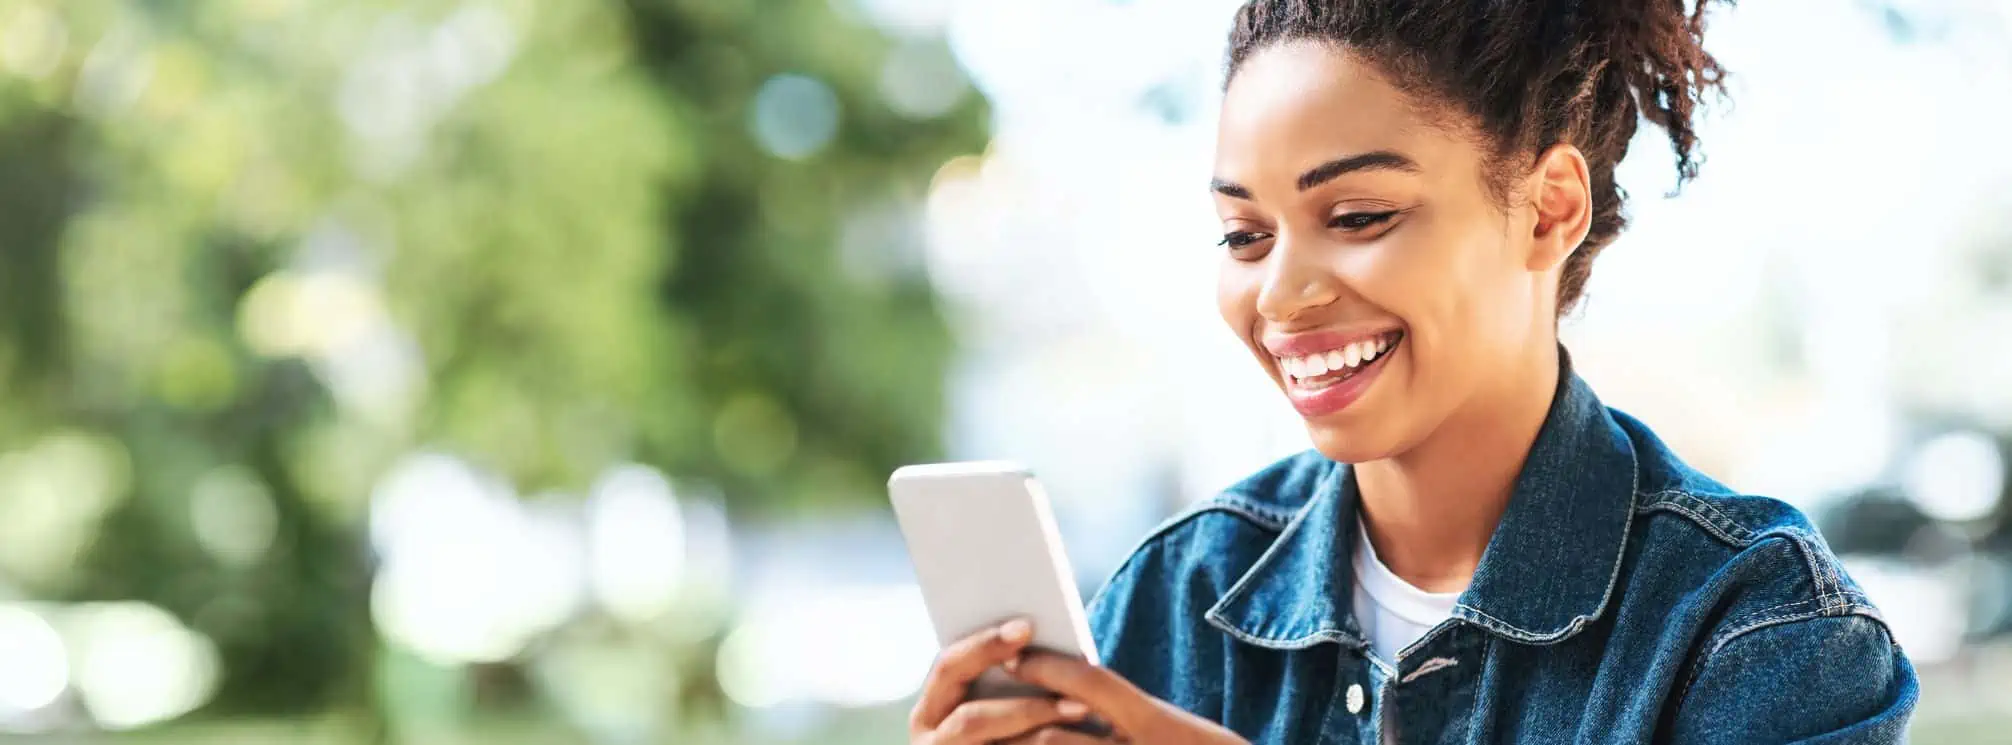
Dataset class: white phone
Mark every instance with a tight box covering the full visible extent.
[889,461,1100,701]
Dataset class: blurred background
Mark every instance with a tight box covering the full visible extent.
[0,0,2008,743]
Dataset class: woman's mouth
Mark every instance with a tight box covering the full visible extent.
[1269,330,1403,418]
[1274,330,1403,391]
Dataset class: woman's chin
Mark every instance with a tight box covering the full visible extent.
[1304,423,1404,465]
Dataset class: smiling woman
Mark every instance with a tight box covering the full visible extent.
[905,1,1919,744]
[1206,35,1587,475]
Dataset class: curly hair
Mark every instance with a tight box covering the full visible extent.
[1227,0,1731,315]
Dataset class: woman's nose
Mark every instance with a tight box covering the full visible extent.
[1254,234,1344,324]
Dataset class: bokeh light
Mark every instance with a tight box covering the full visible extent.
[750,74,842,160]
[0,605,68,718]
[1845,557,1969,665]
[1905,431,2006,523]
[0,3,67,81]
[68,603,222,731]
[0,433,132,588]
[718,585,937,710]
[586,464,685,623]
[188,466,280,569]
[369,454,583,666]
[879,38,969,119]
[237,271,387,359]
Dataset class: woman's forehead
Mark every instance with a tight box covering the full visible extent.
[1215,42,1470,186]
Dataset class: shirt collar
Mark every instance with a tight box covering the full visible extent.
[1205,352,1640,648]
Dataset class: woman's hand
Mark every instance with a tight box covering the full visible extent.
[908,618,1248,745]
[909,619,1094,744]
[995,650,1249,745]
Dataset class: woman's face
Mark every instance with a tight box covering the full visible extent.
[1213,41,1561,463]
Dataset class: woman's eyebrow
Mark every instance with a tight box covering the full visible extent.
[1295,151,1420,190]
[1210,179,1254,199]
[1210,150,1422,200]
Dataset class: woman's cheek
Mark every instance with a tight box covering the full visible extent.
[1215,260,1256,323]
[1355,230,1441,315]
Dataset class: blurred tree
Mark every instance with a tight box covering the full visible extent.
[0,0,983,724]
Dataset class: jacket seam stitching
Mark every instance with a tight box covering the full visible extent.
[1810,538,1839,602]
[1461,638,1494,741]
[1211,625,1360,650]
[1676,605,1879,707]
[1764,529,1842,605]
[1453,605,1584,644]
[1708,599,1887,656]
[1631,495,1863,612]
[1634,490,1758,547]
[1633,502,1748,547]
[1585,434,1644,636]
[1454,414,1640,645]
[1641,501,1754,547]
[1208,494,1299,531]
[1706,598,1826,654]
[1813,535,1847,608]
[1126,494,1294,556]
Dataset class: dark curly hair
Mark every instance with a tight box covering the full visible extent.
[1227,0,1730,315]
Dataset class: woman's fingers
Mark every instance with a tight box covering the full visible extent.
[910,619,1036,732]
[1008,651,1148,725]
[1005,652,1248,745]
[923,697,1090,744]
[998,725,1113,745]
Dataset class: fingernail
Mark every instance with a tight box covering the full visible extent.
[1057,699,1089,719]
[1001,619,1032,642]
[1002,656,1021,675]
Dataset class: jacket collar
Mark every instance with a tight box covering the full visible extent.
[1205,352,1640,648]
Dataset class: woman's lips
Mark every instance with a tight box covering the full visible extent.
[1274,331,1402,418]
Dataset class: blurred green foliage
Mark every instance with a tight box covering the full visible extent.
[0,0,983,722]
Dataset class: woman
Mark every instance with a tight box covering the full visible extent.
[909,0,1919,743]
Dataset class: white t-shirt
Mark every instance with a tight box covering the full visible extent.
[1350,520,1462,664]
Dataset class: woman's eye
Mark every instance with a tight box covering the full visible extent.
[1329,211,1399,231]
[1217,231,1271,249]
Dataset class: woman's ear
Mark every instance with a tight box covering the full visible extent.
[1525,144,1592,272]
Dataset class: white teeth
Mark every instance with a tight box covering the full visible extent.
[1278,333,1402,382]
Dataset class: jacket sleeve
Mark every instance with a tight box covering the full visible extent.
[1665,613,1918,744]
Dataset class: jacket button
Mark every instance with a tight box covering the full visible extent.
[1345,683,1365,714]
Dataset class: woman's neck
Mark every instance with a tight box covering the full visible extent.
[1353,343,1561,593]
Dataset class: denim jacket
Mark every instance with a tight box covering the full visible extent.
[1086,363,1918,744]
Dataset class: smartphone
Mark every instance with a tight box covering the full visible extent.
[889,461,1100,701]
